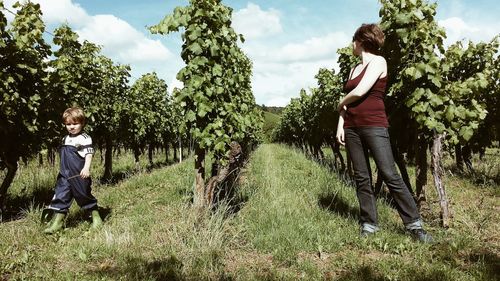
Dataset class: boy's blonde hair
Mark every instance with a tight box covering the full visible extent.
[62,107,86,126]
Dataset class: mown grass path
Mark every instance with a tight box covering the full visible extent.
[228,144,498,280]
[237,143,361,257]
[0,144,498,280]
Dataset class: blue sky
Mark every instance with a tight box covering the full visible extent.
[3,0,499,106]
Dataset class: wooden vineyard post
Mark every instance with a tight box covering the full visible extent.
[431,132,451,227]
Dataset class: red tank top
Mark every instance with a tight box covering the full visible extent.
[343,64,389,128]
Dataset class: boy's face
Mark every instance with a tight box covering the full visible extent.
[65,120,83,135]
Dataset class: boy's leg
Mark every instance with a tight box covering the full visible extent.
[69,177,97,211]
[47,174,73,213]
[69,177,102,228]
[44,175,71,234]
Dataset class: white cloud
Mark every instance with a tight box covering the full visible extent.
[35,0,89,26]
[77,15,142,49]
[244,31,349,106]
[266,96,291,107]
[242,31,349,64]
[3,0,174,79]
[119,40,172,63]
[232,3,282,39]
[439,17,499,46]
[252,59,337,107]
[3,0,89,25]
[2,0,22,21]
[274,32,350,62]
[169,78,184,92]
[76,15,172,63]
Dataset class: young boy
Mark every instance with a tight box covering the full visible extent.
[43,107,103,234]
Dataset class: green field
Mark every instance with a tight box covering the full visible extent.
[262,111,281,143]
[0,144,498,280]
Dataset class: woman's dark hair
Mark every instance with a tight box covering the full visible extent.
[353,23,385,54]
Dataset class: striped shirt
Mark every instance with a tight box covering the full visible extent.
[63,132,94,158]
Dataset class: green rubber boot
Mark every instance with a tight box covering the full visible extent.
[43,212,65,234]
[91,209,103,229]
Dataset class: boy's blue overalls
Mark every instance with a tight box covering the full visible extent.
[49,142,97,213]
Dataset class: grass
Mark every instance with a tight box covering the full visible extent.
[262,111,281,143]
[0,144,498,280]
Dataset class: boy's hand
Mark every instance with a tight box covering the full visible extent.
[80,168,91,178]
[81,153,93,179]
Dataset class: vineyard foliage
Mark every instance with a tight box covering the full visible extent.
[121,72,171,163]
[273,0,499,225]
[0,1,51,209]
[47,24,134,177]
[1,0,263,211]
[443,39,499,150]
[0,1,50,163]
[274,68,344,161]
[150,0,262,161]
[0,0,497,214]
[2,0,240,210]
[275,0,499,166]
[150,0,262,207]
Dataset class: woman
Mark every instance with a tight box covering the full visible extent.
[336,23,432,243]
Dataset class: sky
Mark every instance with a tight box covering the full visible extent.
[2,0,499,106]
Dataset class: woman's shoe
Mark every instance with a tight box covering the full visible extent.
[408,228,433,243]
[360,223,379,238]
[360,229,376,238]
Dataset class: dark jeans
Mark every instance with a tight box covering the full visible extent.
[345,127,420,226]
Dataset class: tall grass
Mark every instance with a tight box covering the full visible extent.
[231,144,499,280]
[0,144,498,280]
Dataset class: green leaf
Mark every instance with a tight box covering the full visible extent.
[188,27,202,41]
[459,126,474,141]
[424,118,437,130]
[431,76,441,88]
[213,64,223,76]
[429,93,443,107]
[188,42,203,55]
[186,110,196,122]
[445,106,455,121]
[405,66,423,80]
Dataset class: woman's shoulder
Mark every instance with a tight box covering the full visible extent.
[371,55,387,65]
[366,55,387,73]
